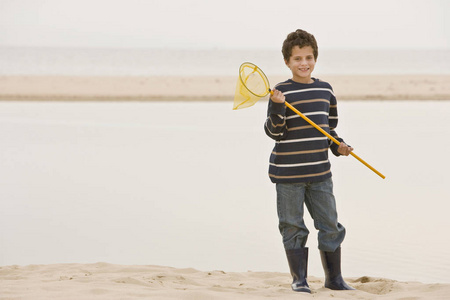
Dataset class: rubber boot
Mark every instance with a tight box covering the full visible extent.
[320,247,355,290]
[285,247,311,293]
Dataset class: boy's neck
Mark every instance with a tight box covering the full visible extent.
[291,76,314,84]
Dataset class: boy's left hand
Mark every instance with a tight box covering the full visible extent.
[338,143,354,156]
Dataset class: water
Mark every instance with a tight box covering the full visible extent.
[1,47,449,76]
[0,100,449,284]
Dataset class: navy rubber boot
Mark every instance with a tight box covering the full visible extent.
[286,247,311,293]
[320,247,355,290]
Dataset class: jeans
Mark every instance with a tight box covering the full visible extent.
[276,178,346,252]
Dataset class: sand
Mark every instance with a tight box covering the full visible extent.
[0,74,449,101]
[0,263,449,299]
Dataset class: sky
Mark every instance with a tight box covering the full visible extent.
[0,0,449,50]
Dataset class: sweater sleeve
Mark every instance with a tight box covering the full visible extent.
[264,99,288,141]
[328,93,346,156]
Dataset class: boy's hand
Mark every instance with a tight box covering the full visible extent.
[338,142,354,156]
[271,89,285,103]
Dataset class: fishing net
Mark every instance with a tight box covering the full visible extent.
[231,62,385,179]
[233,62,271,110]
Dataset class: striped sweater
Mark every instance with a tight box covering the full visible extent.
[264,78,346,183]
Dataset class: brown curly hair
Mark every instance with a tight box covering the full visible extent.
[282,29,318,62]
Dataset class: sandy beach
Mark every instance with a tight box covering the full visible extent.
[1,263,449,300]
[0,74,449,101]
[1,0,449,298]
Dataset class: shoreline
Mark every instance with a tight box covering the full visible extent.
[1,263,449,299]
[0,74,449,101]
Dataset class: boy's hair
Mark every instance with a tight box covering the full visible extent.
[282,29,318,61]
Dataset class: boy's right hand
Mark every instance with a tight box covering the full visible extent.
[271,89,285,103]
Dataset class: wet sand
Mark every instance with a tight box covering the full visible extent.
[0,74,449,101]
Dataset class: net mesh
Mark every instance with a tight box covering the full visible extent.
[233,62,270,110]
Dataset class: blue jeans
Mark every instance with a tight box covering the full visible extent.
[276,178,346,252]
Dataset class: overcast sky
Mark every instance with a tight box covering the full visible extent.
[0,0,448,49]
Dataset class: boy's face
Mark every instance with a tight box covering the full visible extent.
[285,45,316,84]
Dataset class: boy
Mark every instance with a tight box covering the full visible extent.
[264,29,355,293]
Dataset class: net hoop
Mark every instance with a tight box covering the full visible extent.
[238,62,271,98]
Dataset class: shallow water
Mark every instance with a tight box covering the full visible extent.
[1,47,449,76]
[0,100,449,284]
